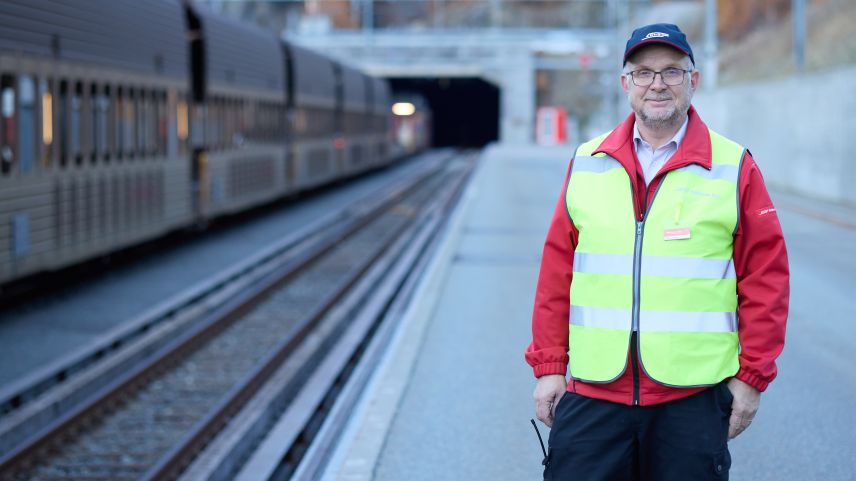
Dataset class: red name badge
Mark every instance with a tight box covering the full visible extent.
[663,227,691,240]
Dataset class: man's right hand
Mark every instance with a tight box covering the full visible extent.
[533,374,568,427]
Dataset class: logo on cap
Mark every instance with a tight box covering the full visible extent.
[642,32,669,40]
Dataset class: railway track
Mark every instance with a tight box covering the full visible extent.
[0,151,477,481]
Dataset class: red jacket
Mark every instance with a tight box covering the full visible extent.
[525,107,789,406]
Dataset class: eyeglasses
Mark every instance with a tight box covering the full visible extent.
[626,68,692,86]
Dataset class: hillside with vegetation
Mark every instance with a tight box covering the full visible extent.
[716,0,856,83]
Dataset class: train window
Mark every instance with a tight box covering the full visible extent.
[141,90,150,157]
[176,93,188,155]
[71,82,82,166]
[140,90,147,157]
[227,99,233,147]
[136,89,146,158]
[206,98,215,150]
[274,104,281,139]
[264,103,269,140]
[124,88,135,159]
[90,84,98,163]
[103,85,113,162]
[147,91,156,156]
[235,99,243,146]
[151,92,158,156]
[248,101,256,140]
[278,103,285,138]
[143,90,150,157]
[96,87,109,162]
[229,98,239,147]
[256,102,263,141]
[157,91,167,156]
[246,100,256,142]
[18,75,36,174]
[115,86,124,160]
[219,98,226,149]
[40,78,53,169]
[166,91,177,158]
[295,108,307,135]
[234,99,240,146]
[245,100,251,142]
[259,102,266,140]
[1,74,15,175]
[222,98,228,149]
[157,92,164,156]
[212,97,219,150]
[223,98,231,147]
[262,102,269,140]
[59,80,68,167]
[212,99,218,150]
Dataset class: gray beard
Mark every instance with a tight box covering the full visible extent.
[629,88,693,131]
[638,108,684,130]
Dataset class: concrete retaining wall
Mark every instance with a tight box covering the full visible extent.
[693,66,856,207]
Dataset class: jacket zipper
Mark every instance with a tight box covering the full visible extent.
[630,332,640,406]
[623,134,718,399]
[630,172,667,406]
[631,220,644,405]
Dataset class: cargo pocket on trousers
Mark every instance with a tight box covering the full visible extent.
[717,382,734,414]
[712,448,731,479]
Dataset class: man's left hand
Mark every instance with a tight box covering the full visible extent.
[726,377,761,439]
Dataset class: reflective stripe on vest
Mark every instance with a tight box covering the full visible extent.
[570,305,737,333]
[574,252,736,279]
[565,129,743,387]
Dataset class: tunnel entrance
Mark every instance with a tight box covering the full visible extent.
[389,77,499,148]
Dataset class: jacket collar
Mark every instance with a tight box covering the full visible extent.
[593,105,712,176]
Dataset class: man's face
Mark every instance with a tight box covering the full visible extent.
[620,45,700,128]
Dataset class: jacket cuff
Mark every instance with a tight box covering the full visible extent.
[735,367,770,392]
[533,363,568,378]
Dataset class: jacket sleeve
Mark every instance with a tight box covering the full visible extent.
[732,152,790,392]
[524,159,578,378]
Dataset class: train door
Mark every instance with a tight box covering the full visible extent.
[184,4,209,224]
[282,43,296,192]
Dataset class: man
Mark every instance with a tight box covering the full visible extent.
[525,24,788,480]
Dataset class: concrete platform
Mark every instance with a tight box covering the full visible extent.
[317,143,572,481]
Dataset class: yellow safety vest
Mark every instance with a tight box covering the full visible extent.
[565,129,743,387]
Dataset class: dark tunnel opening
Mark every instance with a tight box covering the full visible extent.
[389,77,500,148]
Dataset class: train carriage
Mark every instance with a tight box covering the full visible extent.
[285,43,340,189]
[0,0,192,285]
[338,63,373,176]
[185,5,288,219]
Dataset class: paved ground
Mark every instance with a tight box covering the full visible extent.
[0,154,439,388]
[320,144,855,481]
[728,188,856,481]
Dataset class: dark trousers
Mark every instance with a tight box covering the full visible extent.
[544,383,733,481]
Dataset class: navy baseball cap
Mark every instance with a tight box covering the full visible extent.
[623,23,694,66]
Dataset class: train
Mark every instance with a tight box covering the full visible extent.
[0,0,429,287]
[392,93,433,156]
